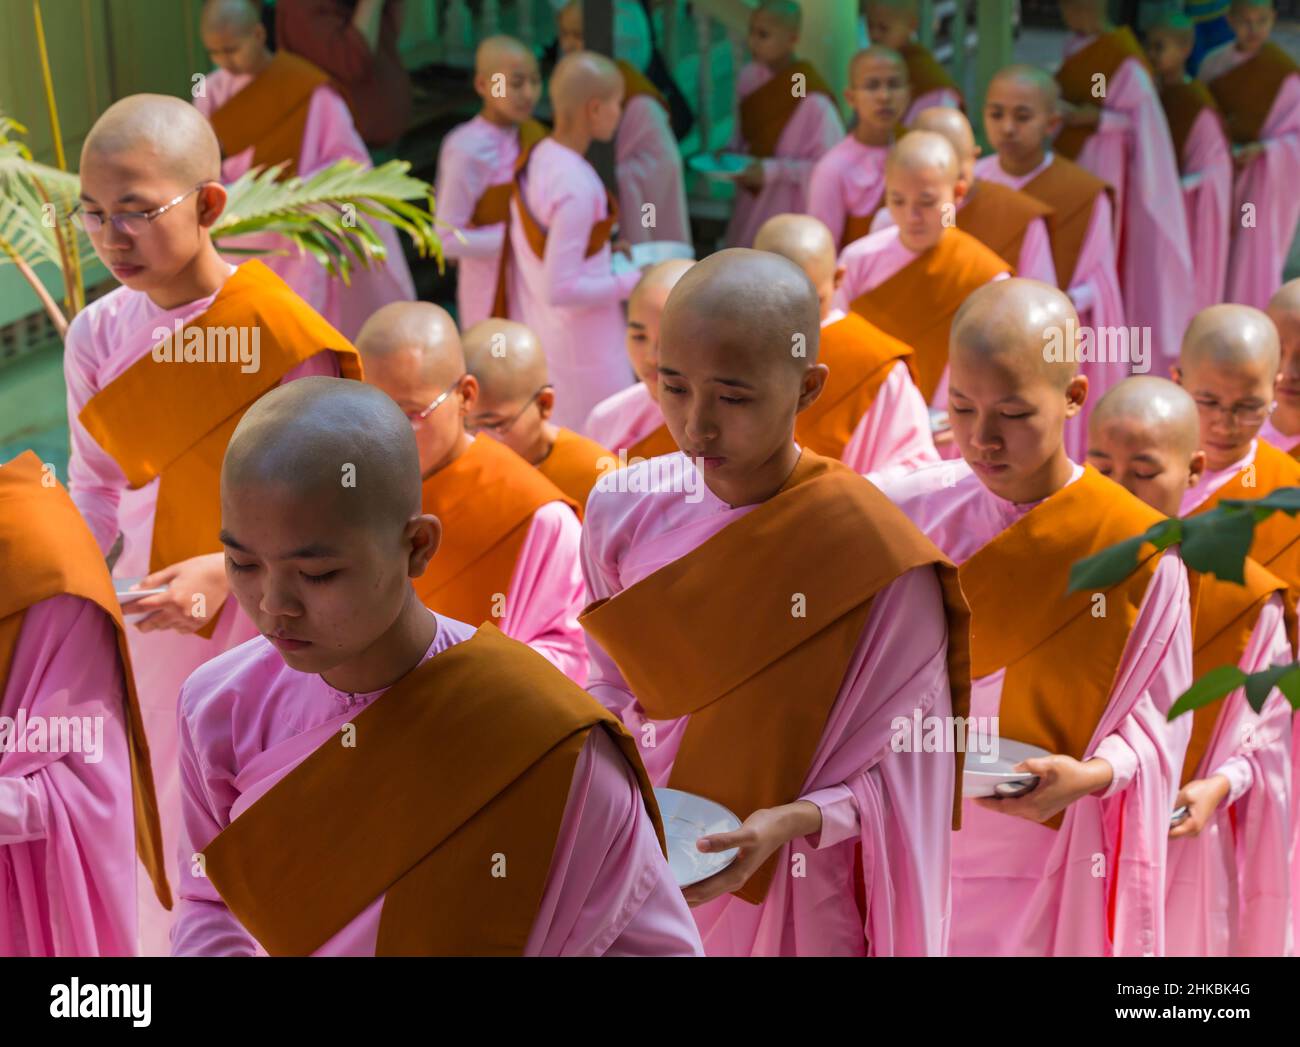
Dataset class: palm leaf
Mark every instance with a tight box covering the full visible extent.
[213,159,443,283]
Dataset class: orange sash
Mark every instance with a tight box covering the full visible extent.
[627,422,678,460]
[1187,440,1300,595]
[841,202,886,251]
[739,59,835,159]
[467,119,549,228]
[1159,80,1222,168]
[0,451,170,909]
[1054,28,1151,160]
[900,41,963,107]
[1022,155,1113,291]
[1183,561,1292,787]
[414,435,577,625]
[208,52,331,179]
[957,180,1054,271]
[617,59,668,111]
[202,623,662,955]
[535,427,613,521]
[959,466,1168,829]
[794,312,912,460]
[489,140,619,319]
[848,227,1010,401]
[78,261,361,638]
[580,450,970,903]
[1207,43,1298,145]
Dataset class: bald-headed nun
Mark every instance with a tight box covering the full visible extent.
[579,249,966,956]
[833,131,1010,407]
[66,92,361,954]
[357,302,588,683]
[170,377,702,956]
[879,278,1194,957]
[1088,376,1293,957]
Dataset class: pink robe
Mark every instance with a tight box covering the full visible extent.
[1165,594,1293,956]
[584,380,663,457]
[902,88,963,129]
[880,460,1194,956]
[1176,104,1234,313]
[832,224,1011,410]
[975,153,1128,462]
[0,596,137,956]
[194,67,415,341]
[508,138,640,431]
[820,308,940,477]
[616,95,691,246]
[1200,44,1300,310]
[582,452,958,956]
[1059,35,1194,369]
[170,613,702,957]
[806,136,888,249]
[724,62,845,249]
[63,264,343,956]
[500,500,589,685]
[436,114,527,329]
[1258,418,1300,456]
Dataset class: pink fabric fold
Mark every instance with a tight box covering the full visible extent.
[584,380,664,456]
[806,136,888,248]
[1178,106,1234,313]
[616,95,691,245]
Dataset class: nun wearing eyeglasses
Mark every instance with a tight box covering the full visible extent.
[356,302,590,685]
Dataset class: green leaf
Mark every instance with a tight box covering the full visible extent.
[1178,505,1255,584]
[1227,487,1300,516]
[1067,518,1179,593]
[1168,664,1247,720]
[1273,665,1300,710]
[1243,663,1294,713]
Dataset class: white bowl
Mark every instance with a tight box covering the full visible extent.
[654,786,742,887]
[962,739,1050,798]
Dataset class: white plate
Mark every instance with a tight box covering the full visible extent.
[611,239,695,275]
[962,739,1050,798]
[687,151,753,180]
[654,787,741,888]
[114,577,170,604]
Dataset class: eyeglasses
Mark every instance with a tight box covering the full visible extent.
[406,375,467,425]
[466,385,551,436]
[71,184,206,237]
[1192,397,1274,426]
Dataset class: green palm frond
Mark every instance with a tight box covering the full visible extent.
[214,159,443,283]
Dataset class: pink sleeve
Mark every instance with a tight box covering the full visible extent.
[1178,109,1232,312]
[62,312,125,554]
[436,135,505,261]
[806,153,847,242]
[842,361,941,476]
[1016,217,1058,285]
[525,728,703,955]
[538,185,640,308]
[1069,191,1126,332]
[501,501,588,684]
[169,681,261,957]
[760,94,845,188]
[297,85,371,176]
[0,595,140,956]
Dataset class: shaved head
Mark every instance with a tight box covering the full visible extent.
[664,249,821,368]
[753,213,837,288]
[886,129,960,181]
[756,0,802,29]
[629,258,696,311]
[849,45,908,83]
[952,278,1080,390]
[200,0,261,34]
[1147,11,1195,39]
[463,319,549,402]
[82,94,221,185]
[989,63,1060,111]
[1268,277,1300,317]
[1091,376,1200,459]
[550,51,622,114]
[1180,304,1281,376]
[475,33,534,75]
[223,377,422,526]
[911,106,977,163]
[355,302,465,388]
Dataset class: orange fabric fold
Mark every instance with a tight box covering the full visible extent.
[1022,156,1113,291]
[1054,27,1151,160]
[536,427,613,521]
[1207,43,1297,146]
[202,623,662,955]
[468,119,549,228]
[739,60,835,159]
[958,181,1054,271]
